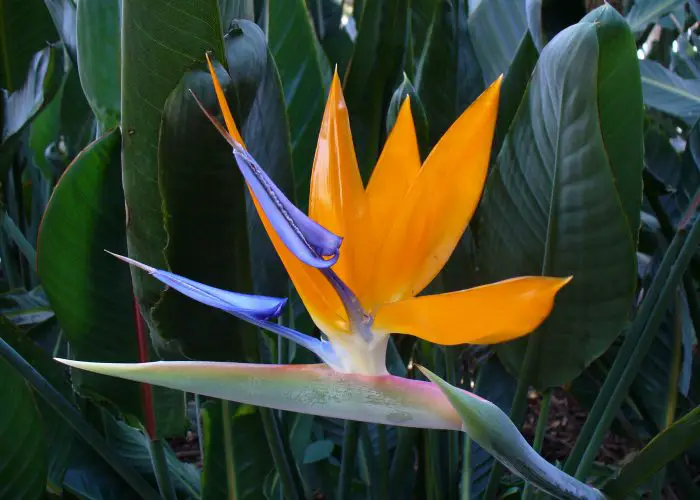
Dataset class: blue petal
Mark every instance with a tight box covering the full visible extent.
[187,92,342,269]
[110,253,285,320]
[112,253,332,363]
[232,145,342,268]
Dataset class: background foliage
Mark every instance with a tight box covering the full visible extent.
[0,0,699,499]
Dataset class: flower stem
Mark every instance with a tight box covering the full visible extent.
[523,390,552,500]
[338,420,360,500]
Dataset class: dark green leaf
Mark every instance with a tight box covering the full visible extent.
[478,6,642,387]
[102,415,201,498]
[386,74,429,158]
[201,401,274,500]
[43,0,78,62]
[121,0,225,346]
[344,0,409,179]
[0,0,58,91]
[416,0,483,147]
[468,0,527,85]
[154,20,293,360]
[268,0,330,208]
[76,0,120,129]
[0,355,47,499]
[626,0,687,33]
[38,129,186,435]
[603,404,700,498]
[639,60,700,125]
[303,440,334,464]
[2,46,65,146]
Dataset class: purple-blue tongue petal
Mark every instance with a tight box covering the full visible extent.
[231,145,342,268]
[110,253,285,320]
[112,253,328,361]
[188,92,341,269]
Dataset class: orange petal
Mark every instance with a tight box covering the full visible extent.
[372,276,571,345]
[205,53,244,145]
[371,77,502,304]
[205,54,348,337]
[308,71,366,293]
[360,97,421,306]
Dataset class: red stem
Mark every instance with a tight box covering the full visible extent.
[133,297,156,439]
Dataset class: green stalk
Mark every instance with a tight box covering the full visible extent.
[359,425,378,499]
[377,425,389,500]
[388,427,418,490]
[484,330,544,499]
[574,217,700,480]
[221,401,237,500]
[0,229,22,289]
[563,219,690,475]
[148,438,177,500]
[461,434,473,500]
[1,211,36,272]
[522,390,552,500]
[0,337,161,500]
[259,407,303,500]
[650,290,683,500]
[338,421,360,500]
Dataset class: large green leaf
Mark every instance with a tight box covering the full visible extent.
[421,367,605,500]
[0,318,74,492]
[639,59,700,125]
[37,129,186,436]
[121,0,225,345]
[201,401,274,500]
[2,46,65,148]
[43,0,78,62]
[154,20,293,360]
[477,6,642,387]
[625,0,687,33]
[0,355,47,499]
[268,0,329,208]
[102,415,201,498]
[416,0,483,147]
[343,0,409,179]
[0,0,58,91]
[468,0,527,85]
[76,0,120,129]
[603,404,700,498]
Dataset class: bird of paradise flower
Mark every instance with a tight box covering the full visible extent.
[58,55,570,433]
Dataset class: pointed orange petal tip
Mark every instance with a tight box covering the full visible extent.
[203,52,243,144]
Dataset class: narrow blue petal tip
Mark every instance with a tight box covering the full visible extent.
[231,145,343,269]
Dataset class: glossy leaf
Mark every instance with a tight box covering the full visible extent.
[478,6,642,387]
[421,367,606,500]
[2,46,65,146]
[55,360,465,430]
[43,0,78,62]
[0,0,58,91]
[154,20,296,359]
[0,355,47,499]
[343,0,409,178]
[468,0,528,85]
[76,0,121,128]
[626,0,687,33]
[604,404,700,498]
[639,59,700,125]
[416,0,484,147]
[268,0,330,207]
[121,0,225,342]
[37,129,186,435]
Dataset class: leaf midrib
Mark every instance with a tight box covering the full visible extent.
[641,75,700,105]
